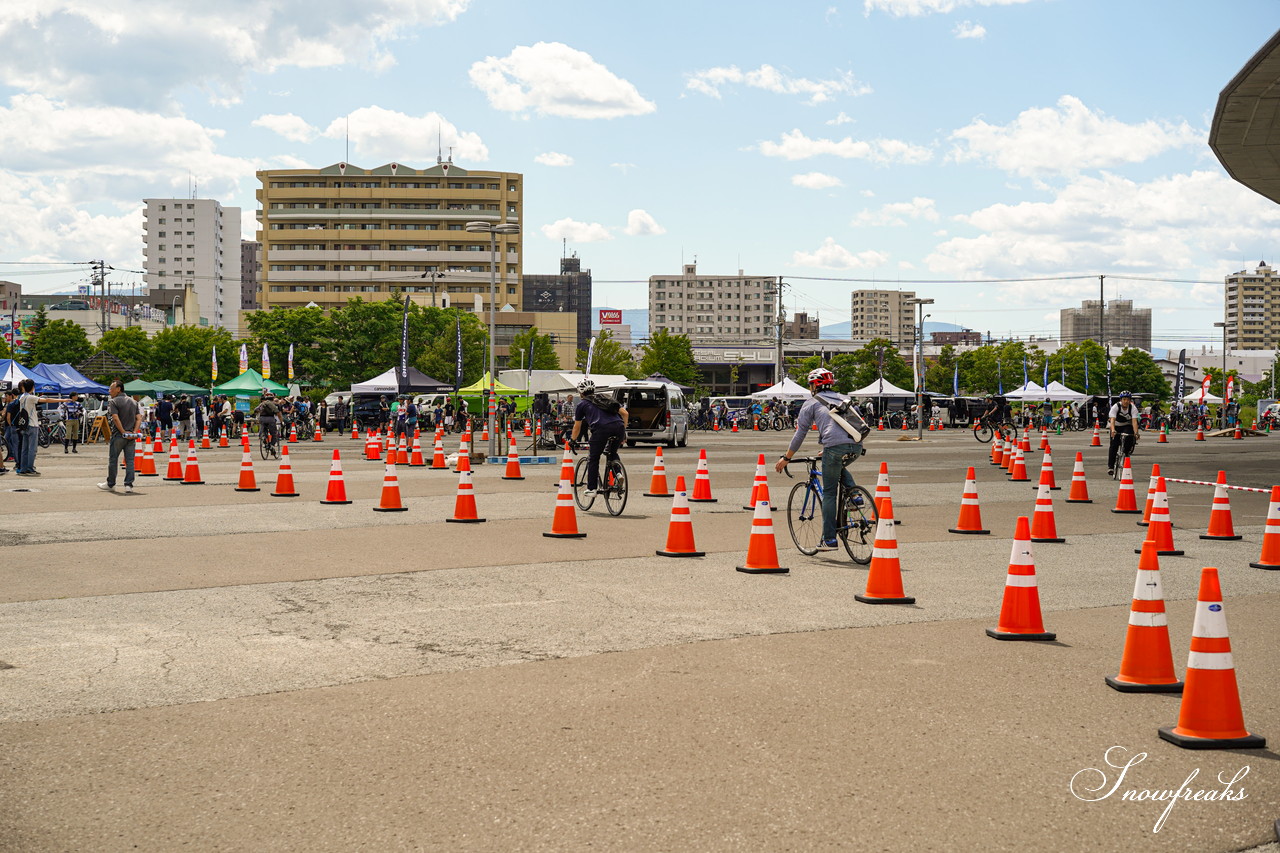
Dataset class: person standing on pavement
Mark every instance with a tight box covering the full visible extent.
[1,388,16,474]
[16,378,66,477]
[175,395,193,440]
[98,379,141,494]
[60,392,83,453]
[155,394,174,437]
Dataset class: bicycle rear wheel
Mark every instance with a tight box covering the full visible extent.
[840,485,876,565]
[787,481,822,556]
[603,459,628,516]
[573,456,596,511]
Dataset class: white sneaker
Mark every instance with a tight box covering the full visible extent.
[583,488,596,496]
[124,485,134,494]
[97,482,114,492]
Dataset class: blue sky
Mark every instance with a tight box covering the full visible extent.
[1,0,1278,347]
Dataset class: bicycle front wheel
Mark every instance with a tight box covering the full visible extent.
[573,456,596,511]
[259,434,270,460]
[603,459,628,516]
[975,424,993,443]
[840,485,876,565]
[787,481,822,556]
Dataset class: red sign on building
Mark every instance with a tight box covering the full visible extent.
[598,309,622,325]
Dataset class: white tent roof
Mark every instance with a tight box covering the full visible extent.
[531,372,633,394]
[751,377,811,399]
[1035,381,1089,401]
[1182,391,1224,404]
[848,378,915,398]
[1003,381,1047,399]
[350,368,402,394]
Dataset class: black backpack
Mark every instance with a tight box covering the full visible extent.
[13,398,30,429]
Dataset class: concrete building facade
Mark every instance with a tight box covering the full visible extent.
[240,241,261,312]
[1059,298,1152,350]
[522,253,591,352]
[648,264,776,344]
[784,311,821,340]
[850,289,916,346]
[141,198,240,331]
[1223,261,1279,350]
[255,160,522,315]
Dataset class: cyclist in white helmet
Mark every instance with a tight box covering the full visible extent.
[776,368,869,551]
[570,378,628,496]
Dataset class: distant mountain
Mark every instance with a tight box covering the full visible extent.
[819,319,968,341]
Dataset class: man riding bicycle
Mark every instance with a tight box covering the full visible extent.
[1107,390,1139,476]
[255,391,280,449]
[570,379,629,497]
[775,368,870,552]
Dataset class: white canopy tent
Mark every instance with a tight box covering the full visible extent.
[1003,381,1048,399]
[1182,391,1224,405]
[848,378,915,398]
[1038,381,1089,402]
[750,377,811,400]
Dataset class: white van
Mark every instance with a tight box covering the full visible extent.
[606,381,689,448]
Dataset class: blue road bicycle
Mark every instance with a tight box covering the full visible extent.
[783,453,876,564]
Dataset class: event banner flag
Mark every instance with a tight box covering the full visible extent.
[239,344,248,375]
[262,344,271,380]
[212,346,218,382]
[287,344,294,381]
[1175,349,1186,401]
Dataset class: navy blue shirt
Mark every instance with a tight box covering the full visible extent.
[574,396,624,430]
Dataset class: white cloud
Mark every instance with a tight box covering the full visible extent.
[792,237,889,269]
[611,162,637,173]
[623,209,666,236]
[827,112,854,125]
[925,170,1280,282]
[792,172,844,189]
[860,189,876,197]
[0,0,471,109]
[954,20,986,38]
[853,196,939,225]
[864,0,1032,16]
[321,107,488,163]
[685,64,870,105]
[253,113,317,143]
[541,218,614,243]
[534,151,575,167]
[950,96,1203,176]
[758,129,932,164]
[469,42,656,119]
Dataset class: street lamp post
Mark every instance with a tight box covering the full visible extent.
[911,298,934,440]
[1214,321,1227,428]
[170,295,181,327]
[466,220,520,456]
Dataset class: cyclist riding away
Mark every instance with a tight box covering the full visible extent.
[570,379,629,497]
[1107,390,1140,476]
[775,368,871,551]
[255,391,280,449]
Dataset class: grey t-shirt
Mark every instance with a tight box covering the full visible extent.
[107,394,140,436]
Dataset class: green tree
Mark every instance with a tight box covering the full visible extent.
[637,327,700,387]
[509,326,561,372]
[245,305,328,382]
[315,297,453,389]
[148,325,235,386]
[96,326,153,374]
[23,305,50,346]
[1111,347,1171,400]
[828,339,911,393]
[576,329,638,378]
[417,309,488,387]
[0,334,9,359]
[923,344,958,395]
[27,318,92,366]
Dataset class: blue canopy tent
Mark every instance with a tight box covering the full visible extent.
[30,363,108,394]
[0,359,58,393]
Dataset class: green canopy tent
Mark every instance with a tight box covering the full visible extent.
[153,379,209,395]
[124,379,163,395]
[213,369,289,396]
[457,372,524,395]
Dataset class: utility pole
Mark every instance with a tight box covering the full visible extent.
[93,260,107,335]
[774,276,786,384]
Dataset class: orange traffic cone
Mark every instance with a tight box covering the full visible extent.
[986,516,1056,641]
[644,447,671,497]
[445,454,484,522]
[523,420,531,437]
[455,429,471,470]
[137,441,158,477]
[153,433,164,456]
[1112,457,1142,513]
[372,461,407,512]
[689,449,717,502]
[313,423,323,442]
[1090,422,1102,447]
[900,415,908,433]
[271,444,299,497]
[396,434,409,466]
[409,431,426,467]
[949,467,990,534]
[1139,476,1182,556]
[365,430,381,461]
[218,430,230,449]
[1065,452,1091,503]
[1158,424,1169,443]
[990,436,1003,466]
[735,481,788,574]
[1250,486,1280,570]
[181,440,204,485]
[1029,468,1065,543]
[1008,446,1030,482]
[1038,428,1048,451]
[1105,539,1182,693]
[1195,423,1205,441]
[873,461,899,525]
[350,422,359,440]
[1201,471,1241,541]
[856,496,914,604]
[320,449,351,505]
[877,417,885,431]
[656,476,704,558]
[1139,464,1161,527]
[1035,444,1059,490]
[502,432,524,480]
[480,422,489,443]
[200,425,211,450]
[543,453,586,539]
[742,453,777,512]
[430,430,448,470]
[731,420,739,433]
[1232,422,1243,440]
[234,444,259,492]
[288,423,298,443]
[1158,567,1266,749]
[164,437,183,480]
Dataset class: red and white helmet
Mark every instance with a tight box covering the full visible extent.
[807,367,835,388]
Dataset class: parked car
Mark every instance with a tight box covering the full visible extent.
[48,300,92,311]
[604,381,689,448]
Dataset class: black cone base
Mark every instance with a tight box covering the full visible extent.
[1136,547,1183,556]
[986,628,1057,641]
[948,528,990,535]
[235,487,261,492]
[736,566,789,574]
[644,492,673,498]
[1065,498,1092,504]
[445,516,484,522]
[321,499,353,505]
[1032,537,1066,543]
[855,594,916,605]
[1200,534,1242,541]
[1111,509,1142,514]
[1105,675,1183,693]
[689,498,718,503]
[544,531,587,538]
[271,492,299,497]
[373,506,409,513]
[1158,727,1266,750]
[1249,561,1280,570]
[181,480,205,485]
[656,550,705,558]
[502,476,526,481]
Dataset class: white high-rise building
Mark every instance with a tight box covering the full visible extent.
[648,264,776,343]
[142,198,241,331]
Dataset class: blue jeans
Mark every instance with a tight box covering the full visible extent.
[821,443,858,542]
[3,425,14,463]
[107,435,136,488]
[18,425,38,473]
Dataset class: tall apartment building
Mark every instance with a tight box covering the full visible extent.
[784,311,821,339]
[850,289,916,345]
[240,240,261,311]
[1059,298,1152,350]
[522,252,592,351]
[1224,261,1278,349]
[255,160,522,314]
[141,198,240,330]
[648,264,776,343]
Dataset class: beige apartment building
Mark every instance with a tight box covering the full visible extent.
[255,160,523,314]
[648,264,777,344]
[1224,261,1279,349]
[850,289,916,345]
